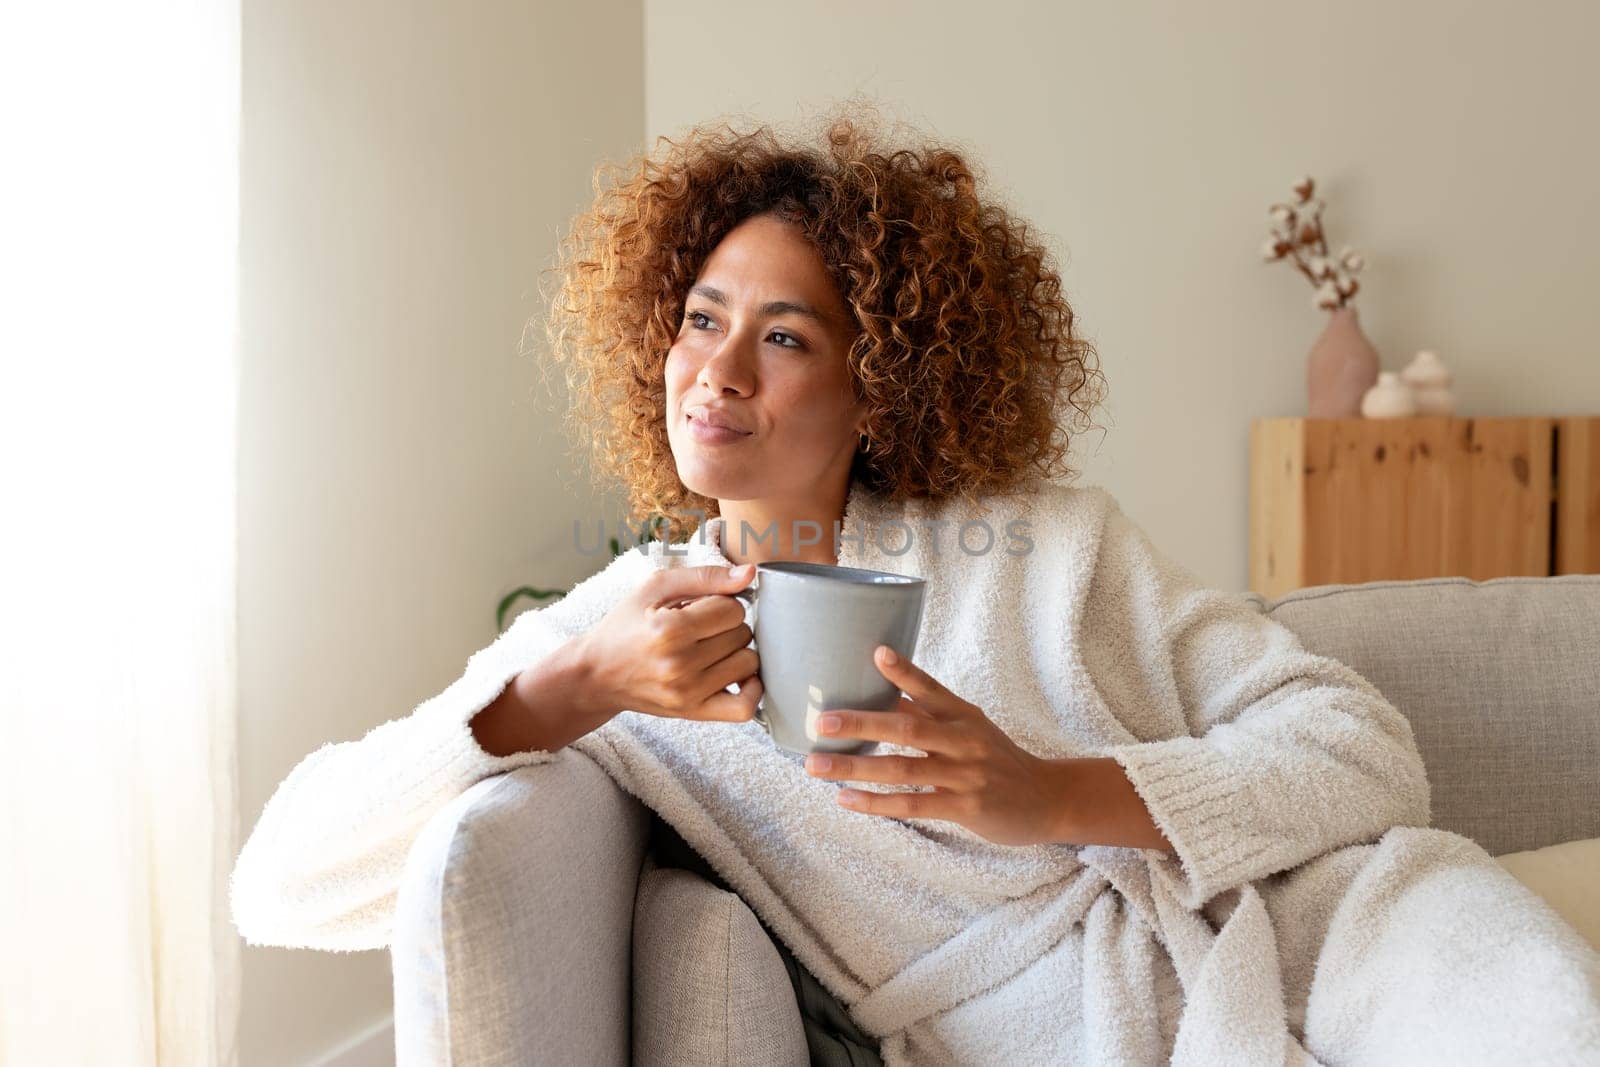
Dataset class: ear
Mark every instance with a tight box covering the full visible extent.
[851,398,870,436]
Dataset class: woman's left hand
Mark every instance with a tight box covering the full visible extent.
[804,645,1070,848]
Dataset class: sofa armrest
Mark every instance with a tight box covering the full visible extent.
[392,748,652,1066]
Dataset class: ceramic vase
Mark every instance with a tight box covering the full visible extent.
[1400,349,1456,415]
[1361,371,1418,418]
[1307,306,1380,418]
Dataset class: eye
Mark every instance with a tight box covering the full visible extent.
[684,310,804,350]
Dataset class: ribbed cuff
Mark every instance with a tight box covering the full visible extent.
[1102,735,1274,910]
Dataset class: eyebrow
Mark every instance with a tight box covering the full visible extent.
[687,284,833,326]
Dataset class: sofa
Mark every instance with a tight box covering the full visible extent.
[391,574,1600,1065]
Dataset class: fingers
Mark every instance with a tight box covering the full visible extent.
[646,563,755,610]
[671,589,749,639]
[832,787,958,821]
[812,698,968,756]
[693,646,760,705]
[871,645,948,706]
[685,621,755,673]
[696,672,764,723]
[804,749,970,791]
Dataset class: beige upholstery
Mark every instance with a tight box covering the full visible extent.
[1248,575,1600,856]
[393,574,1600,1064]
[392,748,651,1066]
[631,859,809,1065]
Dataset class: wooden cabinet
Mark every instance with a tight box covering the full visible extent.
[1248,416,1600,598]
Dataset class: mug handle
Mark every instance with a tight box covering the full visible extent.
[729,584,768,732]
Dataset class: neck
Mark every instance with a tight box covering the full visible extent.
[716,481,852,567]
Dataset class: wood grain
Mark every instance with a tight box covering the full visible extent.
[1248,416,1568,597]
[1555,416,1600,575]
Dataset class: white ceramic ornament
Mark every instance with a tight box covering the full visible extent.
[1400,349,1456,415]
[1360,371,1418,418]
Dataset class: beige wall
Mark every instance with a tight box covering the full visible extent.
[646,0,1600,591]
[238,0,642,1061]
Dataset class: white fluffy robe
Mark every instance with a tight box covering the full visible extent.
[231,478,1600,1064]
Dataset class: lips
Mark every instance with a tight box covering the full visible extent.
[686,406,751,434]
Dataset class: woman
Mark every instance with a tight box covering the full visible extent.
[231,107,1600,1064]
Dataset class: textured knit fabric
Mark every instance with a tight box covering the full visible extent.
[230,476,1600,1065]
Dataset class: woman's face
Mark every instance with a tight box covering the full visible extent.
[665,213,865,507]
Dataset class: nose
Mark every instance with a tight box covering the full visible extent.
[697,332,755,397]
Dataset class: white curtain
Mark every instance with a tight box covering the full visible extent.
[0,1,242,1064]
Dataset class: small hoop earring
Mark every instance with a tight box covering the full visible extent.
[858,432,871,454]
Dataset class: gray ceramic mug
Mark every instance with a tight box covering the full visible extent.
[731,561,927,756]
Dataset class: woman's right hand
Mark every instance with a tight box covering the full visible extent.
[578,563,763,723]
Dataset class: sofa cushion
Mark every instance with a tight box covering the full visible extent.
[1495,837,1600,952]
[632,857,808,1066]
[1245,575,1600,856]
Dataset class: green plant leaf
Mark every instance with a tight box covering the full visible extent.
[500,513,672,630]
[496,585,566,633]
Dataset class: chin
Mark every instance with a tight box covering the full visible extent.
[675,467,750,504]
[672,452,758,504]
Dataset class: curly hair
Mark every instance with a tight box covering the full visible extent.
[534,100,1107,537]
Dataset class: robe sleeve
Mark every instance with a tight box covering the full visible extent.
[1086,496,1432,910]
[228,545,652,951]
